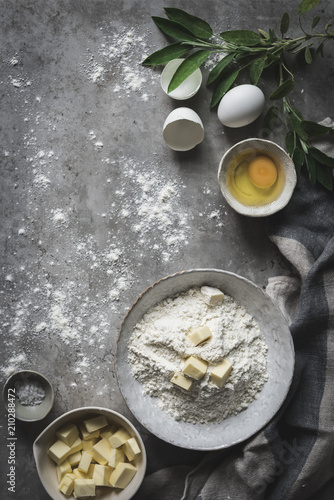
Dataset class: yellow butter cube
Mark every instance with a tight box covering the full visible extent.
[67,451,82,467]
[56,459,72,481]
[109,429,131,449]
[183,355,208,380]
[100,424,117,440]
[58,473,76,495]
[56,423,79,447]
[73,478,96,498]
[201,286,224,306]
[92,464,113,486]
[48,439,71,465]
[80,423,100,441]
[82,438,98,452]
[91,438,112,465]
[83,415,108,434]
[171,372,193,391]
[69,437,82,455]
[123,437,141,461]
[210,359,233,387]
[109,448,125,468]
[78,451,93,473]
[109,463,137,489]
[187,326,212,346]
[72,468,89,479]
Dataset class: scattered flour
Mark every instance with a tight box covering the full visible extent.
[128,287,268,424]
[82,27,157,101]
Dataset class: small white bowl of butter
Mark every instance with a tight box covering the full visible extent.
[218,138,297,217]
[33,407,146,500]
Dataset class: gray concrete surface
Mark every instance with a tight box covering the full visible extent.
[0,0,333,498]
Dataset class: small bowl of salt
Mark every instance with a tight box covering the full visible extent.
[2,370,54,422]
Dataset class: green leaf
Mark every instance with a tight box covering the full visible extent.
[152,17,197,42]
[270,79,295,100]
[309,147,334,167]
[316,163,333,190]
[220,30,261,46]
[262,105,279,137]
[292,148,305,174]
[301,120,332,137]
[258,29,270,40]
[164,7,213,39]
[298,0,322,15]
[249,55,267,85]
[285,131,296,155]
[210,70,239,108]
[315,40,325,57]
[280,12,290,35]
[289,114,308,141]
[206,53,235,86]
[312,16,321,29]
[168,50,211,92]
[142,42,190,66]
[305,154,317,185]
[304,45,312,63]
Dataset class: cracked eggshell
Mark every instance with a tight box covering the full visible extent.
[217,84,265,128]
[163,107,204,152]
[161,59,202,100]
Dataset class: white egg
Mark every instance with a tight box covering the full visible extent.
[163,107,204,151]
[217,84,265,128]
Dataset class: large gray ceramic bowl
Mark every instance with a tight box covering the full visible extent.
[116,269,294,451]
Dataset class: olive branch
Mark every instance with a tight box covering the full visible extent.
[142,0,334,190]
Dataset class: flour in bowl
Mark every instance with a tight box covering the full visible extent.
[128,286,268,424]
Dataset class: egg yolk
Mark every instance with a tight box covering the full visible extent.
[248,155,278,189]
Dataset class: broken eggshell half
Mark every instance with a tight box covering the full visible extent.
[163,107,204,152]
[161,59,202,100]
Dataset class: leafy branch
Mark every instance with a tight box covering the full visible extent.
[142,0,334,190]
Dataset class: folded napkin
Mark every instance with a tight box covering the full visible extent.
[134,124,334,500]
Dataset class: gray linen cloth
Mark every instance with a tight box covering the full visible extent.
[134,126,334,500]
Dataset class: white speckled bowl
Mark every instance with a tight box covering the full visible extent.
[116,269,295,451]
[33,407,147,500]
[218,138,297,217]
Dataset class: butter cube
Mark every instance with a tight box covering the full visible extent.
[69,437,83,455]
[73,478,96,498]
[72,468,89,479]
[56,459,72,481]
[187,326,212,346]
[78,451,93,473]
[201,286,224,306]
[92,464,113,486]
[123,437,141,461]
[100,424,117,440]
[210,359,233,387]
[91,438,112,465]
[67,451,82,467]
[48,439,71,465]
[171,372,192,391]
[83,415,108,434]
[82,438,98,452]
[109,448,125,468]
[58,473,76,495]
[56,423,79,447]
[109,429,131,449]
[80,423,100,441]
[109,463,137,489]
[183,356,208,380]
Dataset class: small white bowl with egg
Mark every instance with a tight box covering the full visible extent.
[33,407,147,500]
[218,138,297,217]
